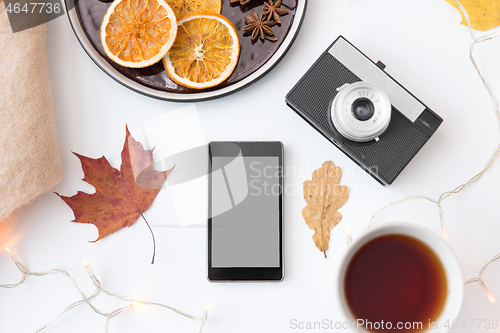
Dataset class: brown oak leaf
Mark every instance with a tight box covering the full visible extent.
[56,126,173,263]
[302,161,349,258]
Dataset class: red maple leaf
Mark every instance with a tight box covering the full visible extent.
[57,126,173,263]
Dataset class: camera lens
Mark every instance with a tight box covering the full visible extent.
[351,98,374,121]
[330,82,391,142]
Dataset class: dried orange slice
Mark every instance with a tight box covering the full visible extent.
[166,0,222,19]
[101,0,178,68]
[163,13,240,89]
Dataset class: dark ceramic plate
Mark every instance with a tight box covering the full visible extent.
[65,0,307,101]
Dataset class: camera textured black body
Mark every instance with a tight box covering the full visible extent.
[286,44,441,185]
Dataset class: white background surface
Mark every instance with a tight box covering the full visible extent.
[2,0,500,332]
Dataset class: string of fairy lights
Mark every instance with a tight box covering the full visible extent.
[352,0,500,306]
[465,253,500,303]
[0,247,211,333]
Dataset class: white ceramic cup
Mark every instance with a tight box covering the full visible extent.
[336,222,464,333]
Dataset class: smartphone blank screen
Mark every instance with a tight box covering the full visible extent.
[211,156,280,268]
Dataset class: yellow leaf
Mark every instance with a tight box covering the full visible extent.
[302,161,349,258]
[445,0,500,31]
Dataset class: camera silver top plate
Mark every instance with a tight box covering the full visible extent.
[328,38,425,122]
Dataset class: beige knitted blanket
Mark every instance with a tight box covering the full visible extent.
[0,0,63,221]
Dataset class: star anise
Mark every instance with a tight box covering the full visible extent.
[229,0,251,5]
[262,0,289,24]
[243,9,277,42]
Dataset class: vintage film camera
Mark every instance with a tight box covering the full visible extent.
[286,36,443,185]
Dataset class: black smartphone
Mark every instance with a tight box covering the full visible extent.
[207,142,284,282]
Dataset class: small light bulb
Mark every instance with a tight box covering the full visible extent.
[5,247,17,262]
[345,227,352,246]
[441,227,448,239]
[487,292,495,303]
[132,301,142,309]
[202,302,212,320]
[83,260,97,282]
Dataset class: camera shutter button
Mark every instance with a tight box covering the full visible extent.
[336,83,351,92]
